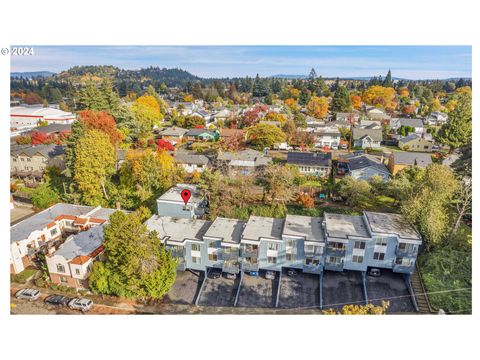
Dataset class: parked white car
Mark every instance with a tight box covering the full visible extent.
[68,298,93,312]
[15,288,40,301]
[274,142,293,151]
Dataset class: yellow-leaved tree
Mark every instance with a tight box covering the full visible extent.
[323,301,389,315]
[306,96,329,119]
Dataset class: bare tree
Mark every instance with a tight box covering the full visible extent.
[450,177,472,241]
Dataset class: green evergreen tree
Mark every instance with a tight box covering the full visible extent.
[384,69,393,87]
[331,86,352,113]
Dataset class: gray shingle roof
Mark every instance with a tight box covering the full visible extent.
[11,144,65,158]
[185,128,215,137]
[392,152,432,167]
[174,153,210,165]
[158,127,188,137]
[343,154,389,174]
[352,128,383,142]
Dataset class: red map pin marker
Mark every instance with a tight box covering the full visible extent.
[180,189,192,205]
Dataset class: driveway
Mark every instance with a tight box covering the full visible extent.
[278,270,320,309]
[322,270,365,310]
[197,272,240,307]
[365,270,415,313]
[163,270,204,305]
[236,271,279,308]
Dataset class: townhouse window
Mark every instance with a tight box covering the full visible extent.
[354,241,366,250]
[50,228,58,237]
[191,244,201,252]
[328,242,345,251]
[75,269,80,275]
[326,256,341,264]
[208,241,219,249]
[286,253,296,262]
[268,242,279,251]
[56,264,65,273]
[373,252,385,261]
[267,256,277,264]
[287,240,296,248]
[398,243,415,253]
[208,253,217,262]
[60,277,67,284]
[352,255,364,263]
[245,257,258,264]
[375,238,388,246]
[191,256,201,264]
[12,158,16,162]
[27,158,31,162]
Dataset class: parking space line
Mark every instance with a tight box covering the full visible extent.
[319,272,323,309]
[274,270,282,308]
[233,271,243,307]
[194,270,208,306]
[361,271,368,305]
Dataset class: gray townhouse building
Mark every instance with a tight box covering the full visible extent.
[145,210,422,279]
[156,184,208,219]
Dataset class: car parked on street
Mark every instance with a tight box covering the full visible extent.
[44,294,70,307]
[14,288,40,301]
[68,298,93,312]
[265,271,276,280]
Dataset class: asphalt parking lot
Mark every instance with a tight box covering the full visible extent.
[236,271,279,308]
[277,269,320,309]
[163,270,204,305]
[197,272,240,307]
[322,270,365,310]
[365,270,415,313]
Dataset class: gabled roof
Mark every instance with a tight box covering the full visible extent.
[158,126,188,137]
[174,152,210,165]
[287,152,332,166]
[217,149,271,166]
[394,118,424,128]
[54,225,105,261]
[398,133,432,144]
[185,128,216,137]
[11,144,65,158]
[342,154,389,174]
[352,128,383,142]
[391,152,432,167]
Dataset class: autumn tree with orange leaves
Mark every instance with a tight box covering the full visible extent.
[306,96,329,119]
[350,95,363,110]
[78,110,123,145]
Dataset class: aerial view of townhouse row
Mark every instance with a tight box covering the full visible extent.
[10,61,472,314]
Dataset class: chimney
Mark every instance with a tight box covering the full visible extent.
[115,202,121,210]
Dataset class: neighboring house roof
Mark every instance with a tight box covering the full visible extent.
[174,153,210,166]
[287,152,332,166]
[54,224,105,261]
[391,152,432,167]
[11,144,65,158]
[393,118,424,128]
[352,128,383,142]
[341,154,389,174]
[219,128,245,138]
[158,126,188,137]
[10,204,96,243]
[217,149,271,166]
[185,128,216,137]
[398,133,433,145]
[29,124,72,134]
[192,109,210,117]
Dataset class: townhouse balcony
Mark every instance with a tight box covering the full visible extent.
[324,261,344,272]
[393,263,414,274]
[221,251,240,261]
[242,261,259,272]
[325,248,345,257]
[395,248,418,258]
[303,263,322,273]
[222,261,240,274]
[242,248,259,257]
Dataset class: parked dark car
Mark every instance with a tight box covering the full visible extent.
[265,271,276,280]
[287,269,298,277]
[368,268,381,277]
[225,272,237,280]
[44,295,70,307]
[209,269,221,279]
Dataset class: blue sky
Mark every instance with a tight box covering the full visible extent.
[11,45,472,79]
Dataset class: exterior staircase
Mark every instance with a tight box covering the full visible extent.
[411,263,433,314]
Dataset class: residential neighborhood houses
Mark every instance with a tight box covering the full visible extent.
[9,65,472,316]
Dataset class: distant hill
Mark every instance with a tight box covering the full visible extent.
[11,71,56,79]
[272,74,307,79]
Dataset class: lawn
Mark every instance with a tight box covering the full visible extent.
[11,268,38,284]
